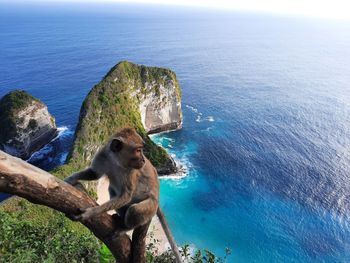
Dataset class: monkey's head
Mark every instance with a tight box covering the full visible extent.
[110,128,146,169]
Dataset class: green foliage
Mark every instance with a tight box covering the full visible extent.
[0,90,40,114]
[88,189,98,200]
[98,244,115,263]
[0,210,99,262]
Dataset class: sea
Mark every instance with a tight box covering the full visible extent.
[1,3,350,262]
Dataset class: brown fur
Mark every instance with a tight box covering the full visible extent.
[113,127,144,147]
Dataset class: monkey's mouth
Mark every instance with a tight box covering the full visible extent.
[130,158,145,169]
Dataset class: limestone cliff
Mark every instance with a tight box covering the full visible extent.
[67,61,182,175]
[0,90,58,160]
[136,68,182,134]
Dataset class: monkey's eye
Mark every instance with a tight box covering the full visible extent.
[134,148,142,154]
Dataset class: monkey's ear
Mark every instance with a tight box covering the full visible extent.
[110,138,123,152]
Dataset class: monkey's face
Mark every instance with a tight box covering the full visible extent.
[127,146,145,169]
[110,132,146,169]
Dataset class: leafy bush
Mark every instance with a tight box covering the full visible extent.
[0,209,99,262]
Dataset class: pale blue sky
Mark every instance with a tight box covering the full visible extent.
[2,0,350,20]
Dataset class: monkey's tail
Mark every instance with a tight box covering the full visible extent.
[157,207,183,263]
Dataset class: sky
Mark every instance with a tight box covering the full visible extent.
[1,0,350,20]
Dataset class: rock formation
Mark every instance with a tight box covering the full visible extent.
[67,61,183,175]
[0,90,58,160]
[136,68,182,134]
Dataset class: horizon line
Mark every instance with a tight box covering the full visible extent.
[1,0,350,21]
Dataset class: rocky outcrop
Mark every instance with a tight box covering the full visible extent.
[67,61,182,175]
[136,69,182,134]
[0,90,58,160]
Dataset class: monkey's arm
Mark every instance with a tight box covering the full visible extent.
[76,172,137,221]
[64,168,101,185]
[76,190,133,221]
[64,149,109,185]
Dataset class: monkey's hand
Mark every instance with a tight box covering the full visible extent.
[64,175,77,185]
[72,207,96,221]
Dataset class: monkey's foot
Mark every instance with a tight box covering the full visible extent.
[110,214,131,239]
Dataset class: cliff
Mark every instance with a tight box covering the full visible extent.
[67,61,182,175]
[136,65,182,134]
[0,90,58,160]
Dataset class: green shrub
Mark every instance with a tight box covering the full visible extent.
[0,210,99,262]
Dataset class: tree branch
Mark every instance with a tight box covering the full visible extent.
[0,150,131,263]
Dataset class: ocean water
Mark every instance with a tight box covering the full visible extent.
[1,3,350,262]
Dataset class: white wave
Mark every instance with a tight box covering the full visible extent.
[163,137,175,142]
[57,126,68,132]
[26,126,72,162]
[186,104,199,113]
[195,113,202,122]
[149,130,193,181]
[57,126,74,137]
[151,136,175,144]
[196,114,215,123]
[26,144,54,162]
[206,116,215,122]
[59,152,69,164]
[159,156,190,180]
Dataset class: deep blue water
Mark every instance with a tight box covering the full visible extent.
[1,3,350,262]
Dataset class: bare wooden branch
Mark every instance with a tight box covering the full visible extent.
[0,150,132,262]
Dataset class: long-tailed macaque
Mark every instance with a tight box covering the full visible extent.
[64,127,182,263]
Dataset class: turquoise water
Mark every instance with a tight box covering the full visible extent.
[1,3,350,262]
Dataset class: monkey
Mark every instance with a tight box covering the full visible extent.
[64,127,183,263]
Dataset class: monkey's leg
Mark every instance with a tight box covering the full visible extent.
[124,199,157,229]
[110,213,131,236]
[123,200,156,262]
[131,220,151,263]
